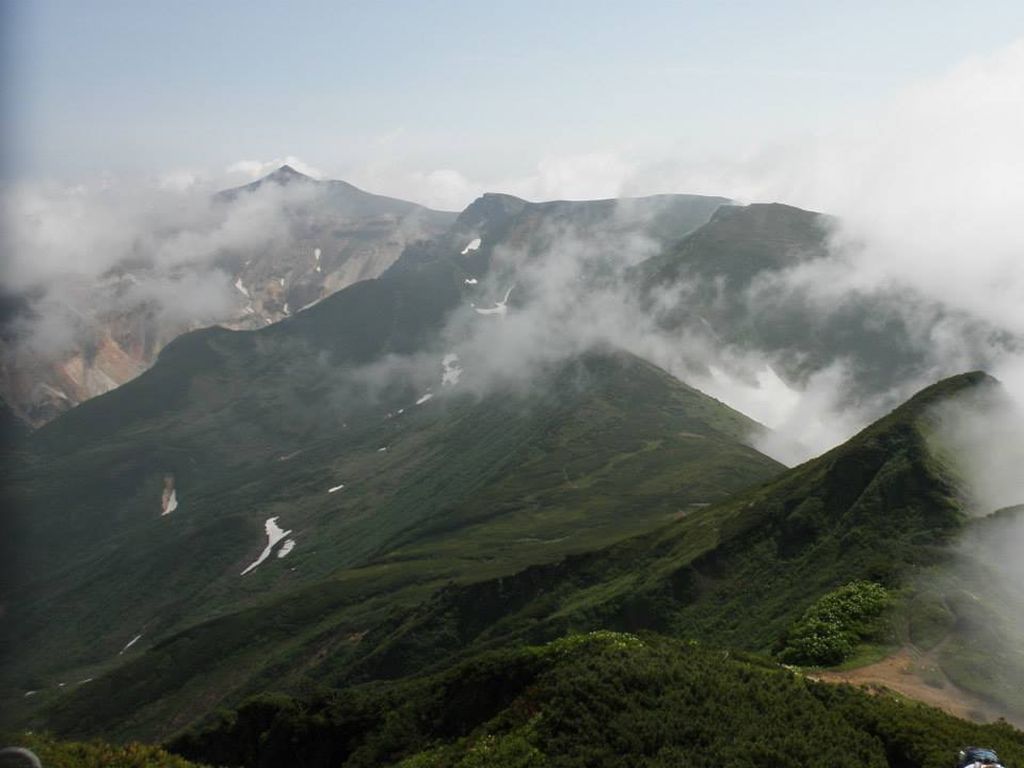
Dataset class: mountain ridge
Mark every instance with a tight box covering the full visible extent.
[22,372,995,740]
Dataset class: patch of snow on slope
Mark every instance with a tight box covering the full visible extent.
[283,302,290,315]
[119,634,142,655]
[162,489,178,515]
[314,247,322,273]
[234,277,250,297]
[38,383,71,402]
[464,278,479,285]
[161,475,178,515]
[279,277,286,286]
[416,393,434,405]
[24,690,36,697]
[442,353,462,386]
[277,539,296,558]
[473,286,514,317]
[328,484,345,493]
[378,447,387,453]
[461,237,481,255]
[240,517,292,575]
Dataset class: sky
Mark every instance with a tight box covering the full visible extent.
[7,0,1024,207]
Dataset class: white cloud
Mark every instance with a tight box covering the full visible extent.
[225,155,324,181]
[1,173,319,360]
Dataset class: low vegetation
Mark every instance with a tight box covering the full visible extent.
[1,732,204,767]
[779,581,891,665]
[169,632,1024,768]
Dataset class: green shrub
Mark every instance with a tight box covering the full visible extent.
[3,732,204,767]
[780,581,890,665]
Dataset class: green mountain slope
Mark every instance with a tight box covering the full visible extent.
[302,373,985,681]
[10,183,1016,752]
[29,373,991,742]
[1,186,743,730]
[8,351,780,740]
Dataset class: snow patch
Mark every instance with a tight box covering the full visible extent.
[377,447,387,453]
[264,318,272,325]
[473,286,514,317]
[23,690,36,698]
[77,678,94,685]
[415,393,434,405]
[37,383,71,402]
[461,238,481,255]
[161,476,178,515]
[119,634,142,655]
[328,484,345,494]
[283,302,290,315]
[240,517,292,575]
[314,247,322,273]
[277,539,296,558]
[162,489,178,516]
[463,278,479,285]
[279,277,286,286]
[441,353,462,386]
[234,277,250,298]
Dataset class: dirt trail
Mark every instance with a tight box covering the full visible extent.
[812,646,1019,726]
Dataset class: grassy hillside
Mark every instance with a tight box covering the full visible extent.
[2,188,742,737]
[12,351,780,740]
[275,371,986,692]
[29,373,993,743]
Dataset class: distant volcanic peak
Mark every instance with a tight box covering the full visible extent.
[263,164,316,185]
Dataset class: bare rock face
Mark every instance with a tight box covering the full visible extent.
[1,167,456,428]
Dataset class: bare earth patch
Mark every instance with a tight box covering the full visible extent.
[811,646,1020,727]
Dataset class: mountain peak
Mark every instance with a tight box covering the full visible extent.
[263,164,314,185]
[891,370,999,421]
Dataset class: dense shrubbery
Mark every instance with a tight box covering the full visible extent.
[1,732,204,767]
[779,581,891,665]
[169,632,1024,768]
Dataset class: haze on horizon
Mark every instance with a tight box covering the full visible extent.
[5,0,1024,209]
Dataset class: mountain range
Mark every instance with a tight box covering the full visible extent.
[0,166,455,427]
[2,170,1023,768]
